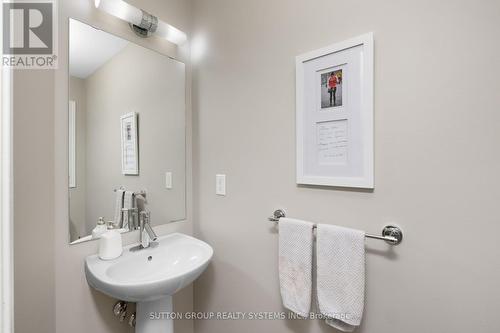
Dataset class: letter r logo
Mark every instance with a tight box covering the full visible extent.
[3,1,53,54]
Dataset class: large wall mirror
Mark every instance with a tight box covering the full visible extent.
[68,19,186,244]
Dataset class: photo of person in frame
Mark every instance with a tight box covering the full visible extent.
[321,69,343,108]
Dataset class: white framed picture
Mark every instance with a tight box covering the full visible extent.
[120,112,139,175]
[296,33,374,189]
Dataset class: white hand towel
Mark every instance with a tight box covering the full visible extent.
[278,218,314,317]
[316,224,365,332]
[113,189,125,227]
[122,191,135,230]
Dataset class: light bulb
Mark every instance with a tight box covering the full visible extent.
[94,0,142,27]
[156,21,187,45]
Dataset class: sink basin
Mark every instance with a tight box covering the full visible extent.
[85,233,213,333]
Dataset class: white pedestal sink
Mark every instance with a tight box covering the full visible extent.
[85,233,213,333]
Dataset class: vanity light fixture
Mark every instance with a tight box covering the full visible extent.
[94,0,187,45]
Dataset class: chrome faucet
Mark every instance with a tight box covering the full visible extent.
[139,211,158,248]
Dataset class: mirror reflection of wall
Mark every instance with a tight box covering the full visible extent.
[68,19,186,244]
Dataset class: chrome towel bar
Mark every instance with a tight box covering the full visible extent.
[268,209,403,245]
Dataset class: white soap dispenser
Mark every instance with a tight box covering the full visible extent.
[92,217,107,239]
[98,222,123,260]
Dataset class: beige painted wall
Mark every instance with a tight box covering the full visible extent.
[69,76,87,240]
[13,70,55,333]
[191,0,500,332]
[14,0,194,333]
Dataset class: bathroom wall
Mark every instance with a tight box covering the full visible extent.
[191,0,500,333]
[14,0,194,332]
[13,70,56,333]
[69,76,87,240]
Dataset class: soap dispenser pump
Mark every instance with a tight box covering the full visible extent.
[92,217,107,239]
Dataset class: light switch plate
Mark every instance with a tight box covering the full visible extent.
[165,172,173,189]
[216,174,226,196]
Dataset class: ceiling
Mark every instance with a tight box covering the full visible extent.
[69,19,128,79]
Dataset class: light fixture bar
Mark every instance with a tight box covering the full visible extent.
[94,0,187,45]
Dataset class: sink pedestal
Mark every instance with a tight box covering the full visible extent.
[136,296,173,333]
